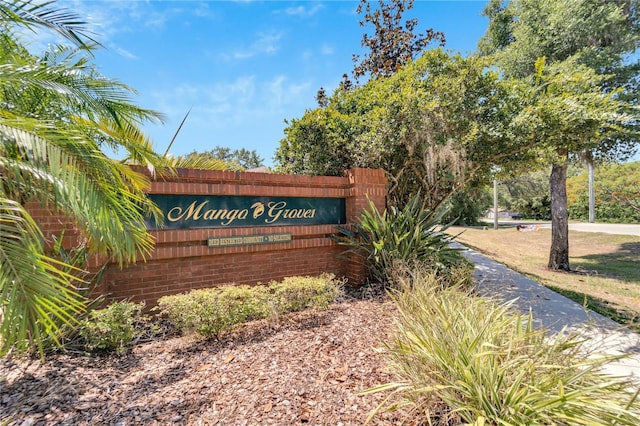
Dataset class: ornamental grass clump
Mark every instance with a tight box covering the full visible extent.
[157,274,342,339]
[367,268,640,425]
[332,194,464,286]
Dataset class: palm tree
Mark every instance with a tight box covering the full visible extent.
[0,0,165,356]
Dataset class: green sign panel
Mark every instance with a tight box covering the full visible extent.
[147,195,346,229]
[207,233,292,248]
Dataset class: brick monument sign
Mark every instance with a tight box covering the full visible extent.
[34,167,387,307]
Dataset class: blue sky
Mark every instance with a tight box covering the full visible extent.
[50,1,490,166]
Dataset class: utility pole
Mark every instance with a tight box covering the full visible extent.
[493,178,499,230]
[588,160,595,223]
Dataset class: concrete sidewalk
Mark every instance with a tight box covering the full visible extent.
[456,243,640,381]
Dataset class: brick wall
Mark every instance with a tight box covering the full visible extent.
[82,167,386,307]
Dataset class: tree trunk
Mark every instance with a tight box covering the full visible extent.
[548,158,570,271]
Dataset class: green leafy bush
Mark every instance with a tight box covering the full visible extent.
[156,285,266,339]
[157,274,342,339]
[266,274,343,316]
[567,161,640,223]
[79,301,144,354]
[31,233,108,356]
[569,193,639,223]
[367,268,640,425]
[332,194,464,285]
[441,189,491,226]
[498,170,552,220]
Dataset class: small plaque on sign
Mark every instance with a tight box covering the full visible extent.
[207,233,292,248]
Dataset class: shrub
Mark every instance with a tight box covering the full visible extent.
[441,189,491,226]
[266,274,343,316]
[567,161,640,223]
[34,233,107,355]
[78,301,144,354]
[511,194,552,220]
[157,274,342,339]
[367,268,640,425]
[156,285,266,339]
[332,194,464,286]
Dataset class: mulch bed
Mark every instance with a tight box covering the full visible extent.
[1,294,417,425]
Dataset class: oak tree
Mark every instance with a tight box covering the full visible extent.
[480,0,640,270]
[277,50,521,210]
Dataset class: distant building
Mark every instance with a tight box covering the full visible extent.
[245,166,271,173]
[486,208,521,220]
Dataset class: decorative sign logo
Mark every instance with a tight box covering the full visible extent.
[147,195,346,229]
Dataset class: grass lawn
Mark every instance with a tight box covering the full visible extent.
[446,226,640,330]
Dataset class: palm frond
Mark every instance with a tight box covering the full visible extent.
[0,117,157,264]
[169,154,242,171]
[0,52,165,126]
[0,197,86,356]
[73,115,164,176]
[0,0,97,49]
[0,1,166,356]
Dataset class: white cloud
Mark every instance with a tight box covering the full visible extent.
[301,49,313,61]
[151,77,255,118]
[193,2,216,19]
[53,1,184,58]
[268,76,287,107]
[143,11,170,30]
[61,0,144,38]
[267,75,311,109]
[144,74,316,160]
[284,4,325,17]
[114,47,138,60]
[320,44,334,55]
[231,51,255,61]
[223,31,283,61]
[150,75,312,128]
[254,32,281,54]
[219,76,257,103]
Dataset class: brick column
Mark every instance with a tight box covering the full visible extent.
[344,168,388,285]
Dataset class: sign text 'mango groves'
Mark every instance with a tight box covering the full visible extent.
[147,195,347,229]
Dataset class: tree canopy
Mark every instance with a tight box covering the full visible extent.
[181,146,264,170]
[567,161,640,222]
[277,49,522,210]
[498,169,552,220]
[352,0,445,80]
[479,0,639,77]
[480,0,640,270]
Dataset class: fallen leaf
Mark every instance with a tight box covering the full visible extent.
[196,363,213,371]
[300,407,311,422]
[0,297,402,425]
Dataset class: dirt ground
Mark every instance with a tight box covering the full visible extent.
[1,294,419,425]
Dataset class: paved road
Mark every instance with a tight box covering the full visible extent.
[455,242,640,381]
[489,220,640,236]
[565,222,640,236]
